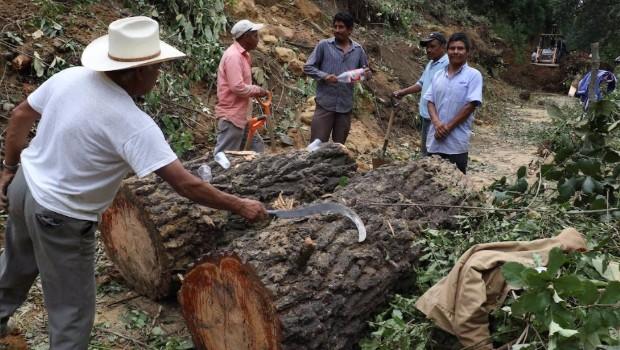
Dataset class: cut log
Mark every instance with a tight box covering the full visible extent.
[100,144,357,299]
[179,157,471,350]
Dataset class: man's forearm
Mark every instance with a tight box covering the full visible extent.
[180,181,244,213]
[399,83,422,96]
[4,101,40,165]
[446,103,477,130]
[427,101,441,124]
[303,65,328,81]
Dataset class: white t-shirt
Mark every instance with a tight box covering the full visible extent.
[23,66,177,221]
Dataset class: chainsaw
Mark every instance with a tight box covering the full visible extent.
[243,91,272,151]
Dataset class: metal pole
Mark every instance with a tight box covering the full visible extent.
[587,42,600,110]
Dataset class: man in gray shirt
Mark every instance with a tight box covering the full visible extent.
[303,12,370,144]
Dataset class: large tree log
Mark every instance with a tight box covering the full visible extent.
[179,157,471,350]
[100,144,357,299]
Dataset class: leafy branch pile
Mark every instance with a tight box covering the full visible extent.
[360,95,620,349]
[497,248,620,349]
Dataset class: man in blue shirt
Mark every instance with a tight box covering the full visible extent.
[423,32,483,174]
[303,12,370,144]
[393,32,448,156]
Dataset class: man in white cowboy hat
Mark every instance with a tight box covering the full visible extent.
[214,19,269,154]
[0,16,266,348]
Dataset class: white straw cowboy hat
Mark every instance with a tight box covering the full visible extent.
[81,16,185,72]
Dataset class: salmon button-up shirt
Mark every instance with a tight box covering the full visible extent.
[215,41,263,128]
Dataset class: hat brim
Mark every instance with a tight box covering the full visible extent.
[81,35,186,72]
[251,23,265,31]
[419,38,432,47]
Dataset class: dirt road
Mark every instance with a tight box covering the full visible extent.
[468,93,576,189]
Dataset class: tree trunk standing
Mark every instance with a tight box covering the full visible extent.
[587,42,600,110]
[180,158,471,350]
[100,144,357,299]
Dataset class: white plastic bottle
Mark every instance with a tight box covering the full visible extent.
[336,68,365,83]
[197,164,212,182]
[306,139,322,152]
[214,152,231,169]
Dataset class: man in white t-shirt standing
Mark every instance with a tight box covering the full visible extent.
[0,17,266,348]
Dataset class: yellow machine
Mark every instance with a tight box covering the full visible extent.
[531,26,567,67]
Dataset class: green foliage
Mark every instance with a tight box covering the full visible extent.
[131,0,226,81]
[541,97,620,211]
[125,0,231,156]
[356,0,474,32]
[500,249,620,349]
[161,114,195,156]
[361,90,619,348]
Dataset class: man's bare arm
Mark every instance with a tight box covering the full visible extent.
[446,102,477,132]
[393,83,421,98]
[0,101,41,208]
[155,160,267,222]
[4,101,40,166]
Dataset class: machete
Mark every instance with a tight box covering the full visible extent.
[267,203,366,242]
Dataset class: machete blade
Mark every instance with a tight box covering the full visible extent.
[267,203,366,242]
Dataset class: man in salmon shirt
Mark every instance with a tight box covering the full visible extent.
[214,19,269,154]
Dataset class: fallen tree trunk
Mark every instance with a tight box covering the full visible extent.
[179,157,471,350]
[100,144,357,299]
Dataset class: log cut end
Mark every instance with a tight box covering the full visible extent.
[179,255,282,350]
[100,190,170,299]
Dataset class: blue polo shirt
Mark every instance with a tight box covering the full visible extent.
[417,54,448,119]
[423,63,483,154]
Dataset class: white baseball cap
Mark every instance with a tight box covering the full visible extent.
[231,19,264,39]
[81,16,185,72]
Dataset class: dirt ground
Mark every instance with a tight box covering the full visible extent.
[467,93,576,189]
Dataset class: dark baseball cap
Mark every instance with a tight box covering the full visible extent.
[420,32,446,46]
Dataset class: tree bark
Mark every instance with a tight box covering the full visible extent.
[100,144,357,299]
[179,157,471,350]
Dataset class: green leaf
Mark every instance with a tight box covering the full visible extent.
[33,51,45,77]
[583,308,604,333]
[549,303,575,326]
[577,279,599,305]
[599,281,620,304]
[151,326,165,336]
[513,178,529,193]
[517,166,527,179]
[577,158,601,176]
[591,99,618,117]
[522,268,551,289]
[546,103,564,120]
[558,177,577,201]
[582,176,596,194]
[511,290,552,316]
[547,248,567,276]
[554,275,582,298]
[502,262,527,288]
[548,320,579,337]
[608,120,620,133]
[542,164,564,180]
[590,195,607,210]
[603,149,620,163]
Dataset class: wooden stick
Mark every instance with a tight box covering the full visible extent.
[97,328,149,348]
